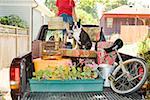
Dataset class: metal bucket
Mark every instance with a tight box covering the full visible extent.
[99,64,114,87]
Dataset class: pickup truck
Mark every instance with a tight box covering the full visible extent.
[10,25,143,100]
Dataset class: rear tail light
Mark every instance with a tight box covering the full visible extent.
[10,67,20,89]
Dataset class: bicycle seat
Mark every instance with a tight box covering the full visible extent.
[104,39,123,53]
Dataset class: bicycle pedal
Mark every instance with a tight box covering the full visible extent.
[108,74,115,81]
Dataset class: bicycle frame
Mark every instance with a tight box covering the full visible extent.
[106,42,132,82]
[113,48,131,81]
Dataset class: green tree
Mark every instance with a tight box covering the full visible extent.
[77,0,100,18]
[76,0,127,24]
[104,0,128,11]
[76,9,97,25]
[45,0,57,13]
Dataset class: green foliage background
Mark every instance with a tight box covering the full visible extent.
[45,0,127,25]
[0,15,27,28]
[138,33,150,66]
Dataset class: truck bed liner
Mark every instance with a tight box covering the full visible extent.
[22,88,143,100]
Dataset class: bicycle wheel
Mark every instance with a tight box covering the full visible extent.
[110,58,148,94]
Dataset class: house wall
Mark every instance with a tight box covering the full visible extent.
[0,0,51,68]
[100,17,146,35]
[32,9,43,40]
[0,6,31,27]
[0,4,51,41]
[0,5,32,51]
[45,16,50,25]
[32,10,50,40]
[120,25,149,43]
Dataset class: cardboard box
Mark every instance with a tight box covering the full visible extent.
[48,17,69,30]
[33,58,72,72]
[83,27,100,41]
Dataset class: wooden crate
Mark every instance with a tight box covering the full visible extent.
[32,40,64,59]
[32,40,43,59]
[41,41,63,59]
[120,25,149,44]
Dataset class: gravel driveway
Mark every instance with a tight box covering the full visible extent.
[0,68,12,100]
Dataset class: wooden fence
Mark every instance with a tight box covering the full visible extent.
[120,25,149,44]
[0,24,30,68]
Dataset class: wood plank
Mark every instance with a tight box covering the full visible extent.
[0,25,29,68]
[120,25,149,44]
[0,35,16,68]
[17,35,30,56]
[0,24,27,30]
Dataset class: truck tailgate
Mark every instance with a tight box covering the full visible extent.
[22,88,143,100]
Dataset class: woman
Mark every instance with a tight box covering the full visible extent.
[56,0,77,44]
[56,0,77,25]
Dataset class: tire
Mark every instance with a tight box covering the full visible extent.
[110,58,148,94]
[11,90,21,100]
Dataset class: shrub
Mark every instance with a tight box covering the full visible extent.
[0,15,27,28]
[138,33,150,84]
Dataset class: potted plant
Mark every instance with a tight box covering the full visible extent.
[138,33,150,99]
[30,63,104,92]
[0,91,5,100]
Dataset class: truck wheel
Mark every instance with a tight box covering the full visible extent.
[11,90,21,100]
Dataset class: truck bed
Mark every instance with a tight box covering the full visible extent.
[22,88,143,100]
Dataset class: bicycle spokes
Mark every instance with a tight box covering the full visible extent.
[110,59,147,94]
[114,77,130,91]
[126,61,144,81]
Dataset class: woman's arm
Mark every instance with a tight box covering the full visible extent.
[55,0,59,16]
[72,7,77,22]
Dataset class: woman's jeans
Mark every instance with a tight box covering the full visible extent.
[60,13,73,25]
[60,14,73,41]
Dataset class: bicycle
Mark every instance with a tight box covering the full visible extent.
[102,39,148,94]
[68,23,148,94]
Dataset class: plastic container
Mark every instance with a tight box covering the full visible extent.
[29,78,104,92]
[99,64,114,87]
